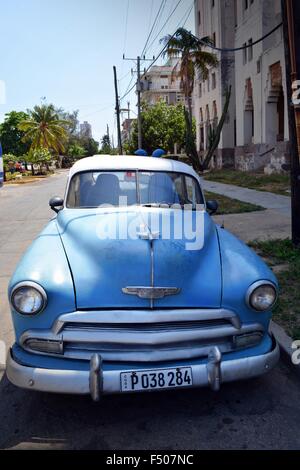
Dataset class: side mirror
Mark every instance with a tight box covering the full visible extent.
[206,199,218,215]
[49,196,64,213]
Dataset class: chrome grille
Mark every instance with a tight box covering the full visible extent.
[20,308,264,363]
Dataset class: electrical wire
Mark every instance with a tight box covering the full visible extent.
[123,0,130,56]
[143,0,183,56]
[120,0,187,102]
[191,22,283,52]
[140,0,166,58]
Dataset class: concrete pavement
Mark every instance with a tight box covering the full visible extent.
[0,171,299,450]
[201,178,291,241]
[201,179,291,215]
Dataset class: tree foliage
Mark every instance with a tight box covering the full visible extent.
[162,28,218,171]
[0,111,31,156]
[125,100,189,155]
[99,134,112,154]
[68,143,87,159]
[19,104,71,153]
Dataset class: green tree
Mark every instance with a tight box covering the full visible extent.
[81,137,99,156]
[0,111,31,156]
[99,134,112,154]
[125,100,188,155]
[162,28,218,171]
[25,147,52,175]
[68,143,87,159]
[18,104,71,153]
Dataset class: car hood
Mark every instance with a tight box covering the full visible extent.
[56,208,222,309]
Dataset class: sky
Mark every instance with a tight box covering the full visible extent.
[0,0,195,145]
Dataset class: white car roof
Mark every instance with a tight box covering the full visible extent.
[69,155,199,180]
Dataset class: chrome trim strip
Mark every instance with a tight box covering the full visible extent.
[122,287,181,299]
[52,308,241,334]
[150,239,154,309]
[207,346,222,391]
[6,340,280,397]
[22,323,263,347]
[89,354,102,402]
[20,322,263,362]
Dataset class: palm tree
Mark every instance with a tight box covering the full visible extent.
[162,28,218,171]
[19,104,71,153]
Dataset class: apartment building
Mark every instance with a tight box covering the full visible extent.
[194,0,289,172]
[141,58,185,106]
[80,120,92,139]
[234,0,289,172]
[193,0,236,168]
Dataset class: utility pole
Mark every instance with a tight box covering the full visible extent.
[113,66,123,155]
[137,56,142,149]
[281,0,300,245]
[123,55,155,150]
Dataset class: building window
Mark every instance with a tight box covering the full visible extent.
[248,38,253,61]
[243,43,247,65]
[257,59,261,73]
[212,73,216,89]
[244,0,248,9]
[199,83,202,97]
[211,0,215,7]
[198,10,201,25]
[207,76,210,93]
[212,32,216,47]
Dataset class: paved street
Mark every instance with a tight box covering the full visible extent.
[0,172,299,450]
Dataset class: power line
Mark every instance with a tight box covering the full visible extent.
[190,22,283,52]
[141,0,166,58]
[144,1,193,75]
[143,0,183,56]
[119,0,192,103]
[123,0,130,56]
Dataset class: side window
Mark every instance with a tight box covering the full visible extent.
[185,176,202,207]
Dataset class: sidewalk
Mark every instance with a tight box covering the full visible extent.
[201,179,291,216]
[201,179,291,242]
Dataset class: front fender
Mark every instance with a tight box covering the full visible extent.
[216,226,278,329]
[8,219,76,342]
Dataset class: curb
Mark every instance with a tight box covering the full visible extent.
[269,320,300,376]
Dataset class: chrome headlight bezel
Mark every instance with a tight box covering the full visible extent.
[10,281,47,315]
[246,280,278,312]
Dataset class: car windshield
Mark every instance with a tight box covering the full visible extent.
[66,170,203,209]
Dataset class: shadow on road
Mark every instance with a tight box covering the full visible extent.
[0,361,300,450]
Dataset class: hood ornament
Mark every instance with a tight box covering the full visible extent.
[122,286,181,299]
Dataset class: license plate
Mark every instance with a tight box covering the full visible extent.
[120,367,193,392]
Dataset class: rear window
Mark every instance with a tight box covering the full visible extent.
[66,170,203,208]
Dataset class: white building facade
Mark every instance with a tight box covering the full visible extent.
[193,0,289,172]
[193,0,236,168]
[80,121,92,139]
[234,0,289,172]
[141,59,185,106]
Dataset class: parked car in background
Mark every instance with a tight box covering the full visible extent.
[6,155,279,400]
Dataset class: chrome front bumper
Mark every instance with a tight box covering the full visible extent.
[6,340,280,401]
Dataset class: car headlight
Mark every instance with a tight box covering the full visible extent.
[10,282,47,315]
[246,281,277,312]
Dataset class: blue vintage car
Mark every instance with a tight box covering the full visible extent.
[6,156,280,400]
